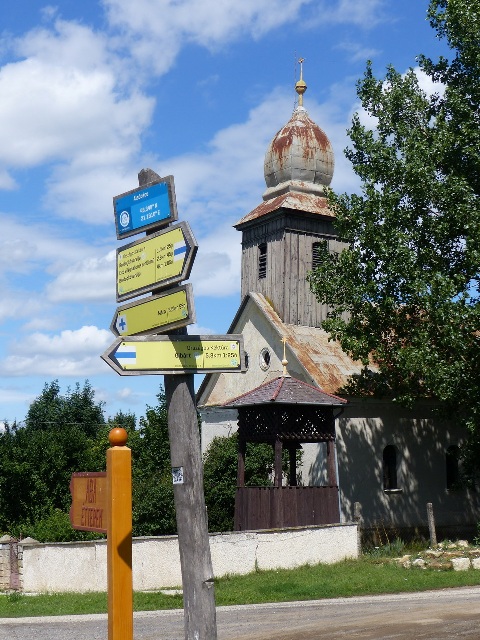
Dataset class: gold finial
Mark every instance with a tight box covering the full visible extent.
[295,57,307,107]
[281,337,290,377]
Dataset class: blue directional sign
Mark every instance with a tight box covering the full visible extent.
[113,175,178,239]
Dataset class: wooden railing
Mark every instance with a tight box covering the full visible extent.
[234,485,340,531]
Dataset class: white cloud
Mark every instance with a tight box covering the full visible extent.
[0,213,108,280]
[308,0,388,28]
[159,90,294,230]
[189,223,241,297]
[187,323,217,335]
[0,325,112,376]
[413,66,445,98]
[0,19,154,223]
[336,41,380,63]
[103,0,313,73]
[46,250,116,303]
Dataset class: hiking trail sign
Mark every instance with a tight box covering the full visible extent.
[113,175,178,239]
[116,221,197,302]
[102,334,246,376]
[111,284,195,337]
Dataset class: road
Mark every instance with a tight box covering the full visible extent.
[1,587,480,639]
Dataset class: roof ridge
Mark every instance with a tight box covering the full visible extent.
[270,376,285,401]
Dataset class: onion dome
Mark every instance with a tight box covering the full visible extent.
[263,61,335,201]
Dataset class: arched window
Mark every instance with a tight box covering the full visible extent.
[383,445,398,490]
[258,243,267,279]
[446,445,460,490]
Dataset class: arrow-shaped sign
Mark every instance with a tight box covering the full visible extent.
[102,335,246,376]
[116,221,197,302]
[111,284,195,337]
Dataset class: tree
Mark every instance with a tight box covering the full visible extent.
[307,0,480,474]
[203,434,279,532]
[130,390,176,536]
[0,381,107,537]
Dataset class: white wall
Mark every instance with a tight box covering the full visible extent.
[21,524,358,593]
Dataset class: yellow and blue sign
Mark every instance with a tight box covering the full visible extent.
[113,176,178,239]
[102,335,246,376]
[111,285,195,337]
[116,221,197,302]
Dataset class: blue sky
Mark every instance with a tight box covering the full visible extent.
[0,0,448,424]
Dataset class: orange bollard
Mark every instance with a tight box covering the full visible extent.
[107,427,133,640]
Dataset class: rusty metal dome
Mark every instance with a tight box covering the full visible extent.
[263,106,335,197]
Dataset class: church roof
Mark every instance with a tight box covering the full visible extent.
[234,189,333,228]
[264,106,334,192]
[223,375,346,407]
[235,65,335,228]
[244,292,372,395]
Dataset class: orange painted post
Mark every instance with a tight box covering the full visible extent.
[107,427,133,640]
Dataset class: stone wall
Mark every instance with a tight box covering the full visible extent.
[2,523,358,593]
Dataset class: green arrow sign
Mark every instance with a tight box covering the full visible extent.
[111,285,195,337]
[116,221,197,302]
[102,335,246,376]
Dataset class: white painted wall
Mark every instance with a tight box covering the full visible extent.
[21,524,358,593]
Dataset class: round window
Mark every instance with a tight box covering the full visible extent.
[259,348,271,371]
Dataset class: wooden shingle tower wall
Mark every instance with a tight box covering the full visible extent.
[234,63,347,327]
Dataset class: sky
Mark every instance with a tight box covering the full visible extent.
[0,0,450,425]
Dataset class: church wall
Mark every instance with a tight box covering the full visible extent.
[335,400,480,533]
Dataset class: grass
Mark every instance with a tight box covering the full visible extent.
[1,555,479,618]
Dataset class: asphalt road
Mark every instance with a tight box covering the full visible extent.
[1,586,480,639]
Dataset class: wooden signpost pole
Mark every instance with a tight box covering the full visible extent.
[165,371,218,640]
[107,427,133,640]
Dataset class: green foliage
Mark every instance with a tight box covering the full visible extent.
[131,390,176,536]
[14,509,102,543]
[365,538,406,558]
[0,382,177,540]
[0,381,107,534]
[203,434,275,532]
[307,0,480,473]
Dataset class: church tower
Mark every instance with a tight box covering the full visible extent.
[234,62,345,327]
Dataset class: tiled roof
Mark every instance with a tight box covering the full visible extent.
[223,375,346,407]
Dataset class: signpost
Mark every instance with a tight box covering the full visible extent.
[70,428,132,640]
[113,175,178,239]
[110,284,195,337]
[102,334,245,375]
[116,221,198,302]
[104,167,252,639]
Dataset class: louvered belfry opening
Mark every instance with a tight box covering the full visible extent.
[224,376,345,531]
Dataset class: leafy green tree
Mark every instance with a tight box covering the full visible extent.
[307,0,480,473]
[203,434,275,532]
[130,390,176,536]
[0,381,107,538]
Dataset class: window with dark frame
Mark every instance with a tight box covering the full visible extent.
[258,243,267,279]
[446,445,460,490]
[383,445,398,490]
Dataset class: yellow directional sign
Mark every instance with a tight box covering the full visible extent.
[111,285,195,337]
[116,221,197,302]
[102,335,246,375]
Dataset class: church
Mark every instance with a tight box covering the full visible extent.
[197,67,479,540]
